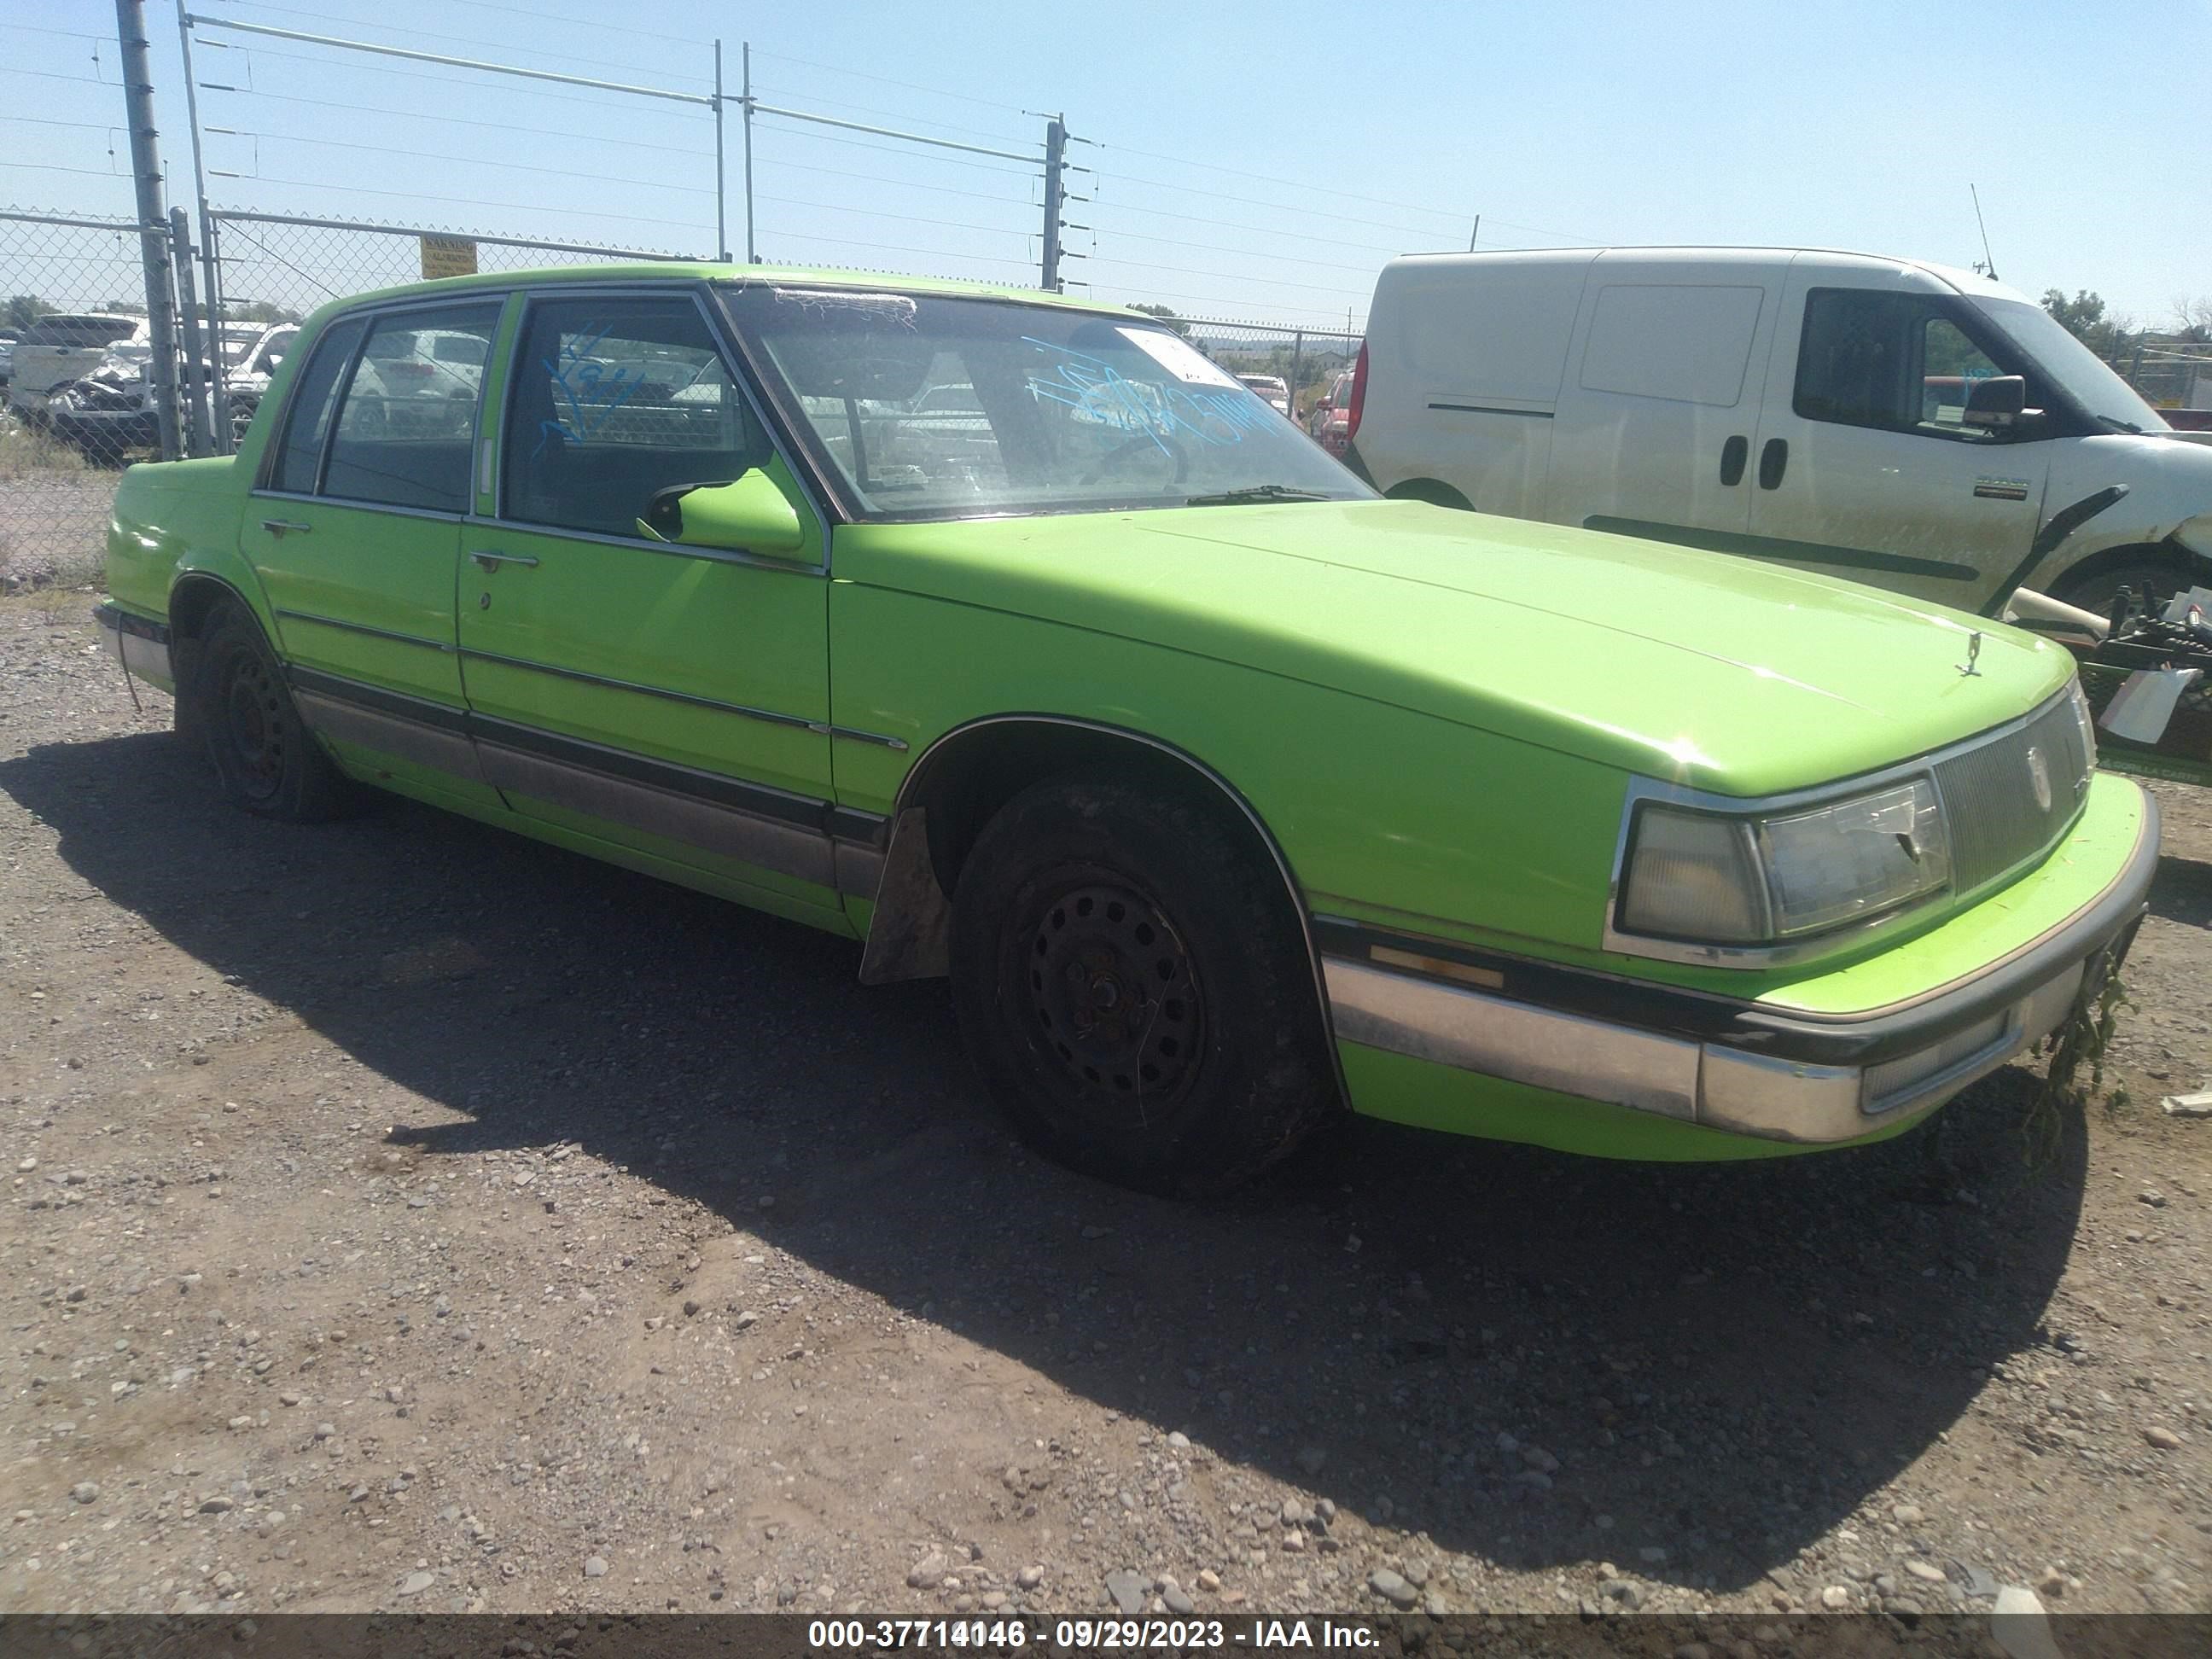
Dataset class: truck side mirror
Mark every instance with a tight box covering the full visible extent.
[1963,375,2029,430]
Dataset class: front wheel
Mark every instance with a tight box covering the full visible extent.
[184,602,359,822]
[949,775,1336,1196]
[2050,556,2203,620]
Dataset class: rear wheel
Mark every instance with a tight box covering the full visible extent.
[185,602,359,822]
[949,775,1336,1196]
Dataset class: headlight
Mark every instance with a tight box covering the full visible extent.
[2067,677,2098,771]
[1619,778,1949,946]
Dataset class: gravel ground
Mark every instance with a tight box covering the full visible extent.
[1,592,2206,1624]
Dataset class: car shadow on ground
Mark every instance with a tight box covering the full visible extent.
[3,731,2104,1595]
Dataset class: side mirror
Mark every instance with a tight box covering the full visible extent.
[1963,375,2029,429]
[639,470,807,559]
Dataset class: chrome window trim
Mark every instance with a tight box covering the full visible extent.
[1604,682,2089,968]
[492,282,834,576]
[247,487,466,527]
[458,514,822,577]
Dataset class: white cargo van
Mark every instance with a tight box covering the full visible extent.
[1344,248,2212,612]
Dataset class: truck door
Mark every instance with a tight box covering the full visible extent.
[1745,268,2051,605]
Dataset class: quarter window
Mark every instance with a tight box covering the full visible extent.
[502,295,761,538]
[269,316,364,495]
[322,304,499,512]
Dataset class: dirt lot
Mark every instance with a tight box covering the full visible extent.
[1,591,2206,1623]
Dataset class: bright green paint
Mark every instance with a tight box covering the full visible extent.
[101,262,2151,1167]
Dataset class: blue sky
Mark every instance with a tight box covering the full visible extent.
[5,0,2208,329]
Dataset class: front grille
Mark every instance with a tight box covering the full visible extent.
[1933,691,2091,894]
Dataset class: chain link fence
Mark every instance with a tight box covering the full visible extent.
[0,209,161,591]
[1178,317,1365,442]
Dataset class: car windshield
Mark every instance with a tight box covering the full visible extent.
[1970,296,2170,434]
[723,286,1369,520]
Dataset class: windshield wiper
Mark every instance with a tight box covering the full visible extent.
[1182,484,1331,506]
[2093,414,2145,434]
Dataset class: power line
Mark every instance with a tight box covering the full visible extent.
[757,194,1027,239]
[749,83,1038,150]
[197,0,713,87]
[1079,196,1409,258]
[207,126,711,195]
[200,84,711,157]
[765,156,1037,210]
[2,23,107,43]
[1085,223,1382,276]
[0,67,112,87]
[756,226,1034,267]
[196,39,713,122]
[754,124,1039,181]
[0,115,121,133]
[375,0,709,48]
[749,49,1033,117]
[206,172,710,232]
[1080,253,1368,300]
[1097,169,1461,242]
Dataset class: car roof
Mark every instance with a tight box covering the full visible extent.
[304,262,1146,325]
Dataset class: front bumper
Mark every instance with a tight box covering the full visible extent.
[1321,780,2159,1148]
[49,406,156,451]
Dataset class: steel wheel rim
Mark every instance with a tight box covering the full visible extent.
[220,648,286,801]
[1023,879,1204,1108]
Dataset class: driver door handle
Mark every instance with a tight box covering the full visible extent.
[259,519,311,538]
[469,550,539,571]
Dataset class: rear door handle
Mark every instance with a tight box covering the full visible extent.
[1719,435,1749,486]
[469,550,539,571]
[259,519,311,538]
[1757,438,1789,490]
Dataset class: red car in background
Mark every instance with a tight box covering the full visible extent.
[1308,366,1356,456]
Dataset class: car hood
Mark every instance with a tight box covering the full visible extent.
[837,499,2075,796]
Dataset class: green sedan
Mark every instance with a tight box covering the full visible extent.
[97,265,2158,1194]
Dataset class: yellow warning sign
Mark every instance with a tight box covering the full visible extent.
[420,236,479,280]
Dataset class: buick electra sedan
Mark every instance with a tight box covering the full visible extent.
[98,265,2158,1194]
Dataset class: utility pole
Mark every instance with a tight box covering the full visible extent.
[1468,214,1480,252]
[1040,114,1066,292]
[114,0,183,461]
[168,207,212,456]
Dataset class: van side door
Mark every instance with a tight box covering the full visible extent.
[1745,269,2050,605]
[1547,260,1782,546]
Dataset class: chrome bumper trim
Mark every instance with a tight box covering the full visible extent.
[1323,781,2157,1146]
[93,602,172,685]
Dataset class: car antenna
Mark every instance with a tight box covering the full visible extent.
[1970,184,1998,281]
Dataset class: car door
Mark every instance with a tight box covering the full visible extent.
[454,286,844,918]
[1745,269,2051,605]
[248,298,504,809]
[1546,263,1783,547]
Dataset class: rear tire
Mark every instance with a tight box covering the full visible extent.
[949,775,1336,1196]
[185,601,359,822]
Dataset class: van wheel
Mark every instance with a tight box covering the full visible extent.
[186,602,359,822]
[1385,479,1473,511]
[2051,556,2199,619]
[949,775,1336,1196]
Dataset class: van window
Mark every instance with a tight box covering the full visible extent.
[1578,284,1765,406]
[1794,288,2021,441]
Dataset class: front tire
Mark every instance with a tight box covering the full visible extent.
[949,775,1336,1196]
[2051,556,2202,620]
[185,602,359,822]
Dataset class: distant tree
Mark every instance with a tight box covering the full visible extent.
[5,295,55,331]
[228,299,302,324]
[2040,288,2134,360]
[2174,295,2212,345]
[1128,302,1190,337]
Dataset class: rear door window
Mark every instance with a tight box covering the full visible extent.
[268,316,366,496]
[322,304,500,512]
